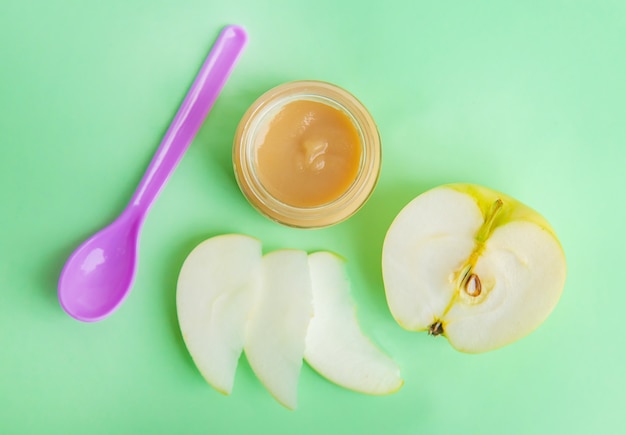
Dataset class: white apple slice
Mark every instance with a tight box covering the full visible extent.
[244,249,313,410]
[305,252,403,395]
[176,234,262,394]
[382,184,566,353]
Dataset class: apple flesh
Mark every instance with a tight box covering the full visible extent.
[305,252,403,395]
[244,249,313,410]
[176,234,261,394]
[382,184,566,353]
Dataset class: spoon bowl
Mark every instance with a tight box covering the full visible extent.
[58,25,247,322]
[59,211,141,321]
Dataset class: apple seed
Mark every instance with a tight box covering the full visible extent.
[464,273,482,297]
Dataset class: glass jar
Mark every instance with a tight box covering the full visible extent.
[233,80,381,228]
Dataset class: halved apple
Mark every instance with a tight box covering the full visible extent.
[382,184,566,353]
[244,249,313,410]
[305,252,403,395]
[176,234,262,394]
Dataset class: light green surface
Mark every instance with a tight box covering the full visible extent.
[1,1,625,433]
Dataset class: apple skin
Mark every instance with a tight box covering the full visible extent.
[382,183,567,353]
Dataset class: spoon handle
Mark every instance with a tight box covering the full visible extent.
[129,25,247,212]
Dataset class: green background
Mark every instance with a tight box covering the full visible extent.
[2,0,624,433]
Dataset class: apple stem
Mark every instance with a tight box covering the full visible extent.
[477,198,504,243]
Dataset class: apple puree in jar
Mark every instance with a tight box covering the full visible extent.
[234,81,381,228]
[255,99,362,208]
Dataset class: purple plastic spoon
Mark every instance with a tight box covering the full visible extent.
[58,25,247,322]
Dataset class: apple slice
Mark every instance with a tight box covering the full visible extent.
[176,234,262,394]
[305,252,403,395]
[244,249,313,410]
[382,184,566,353]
